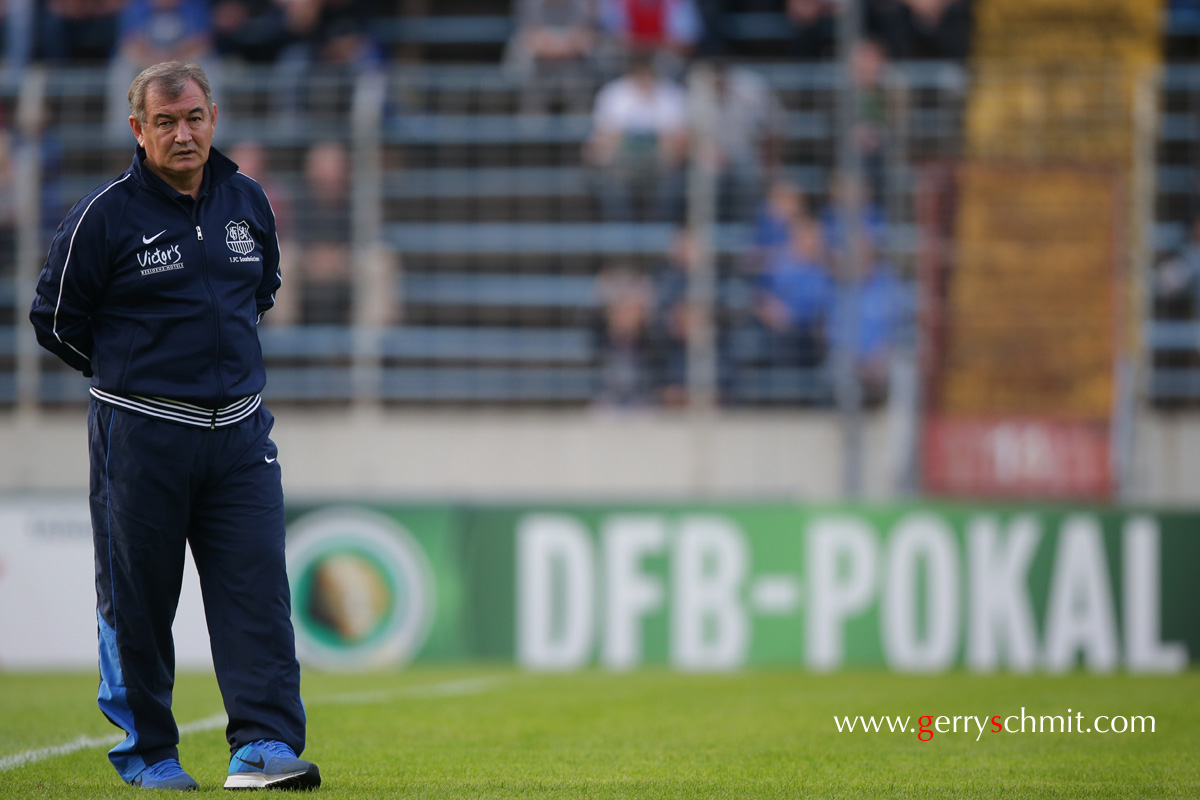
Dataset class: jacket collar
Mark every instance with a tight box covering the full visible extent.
[129,143,238,200]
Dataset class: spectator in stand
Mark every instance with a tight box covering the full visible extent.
[506,0,599,115]
[595,262,655,407]
[107,0,218,139]
[117,0,214,69]
[1152,214,1200,394]
[1155,215,1200,320]
[691,0,731,57]
[1174,0,1200,30]
[267,0,381,118]
[586,52,689,222]
[213,2,321,124]
[305,0,382,69]
[753,178,809,263]
[820,170,887,261]
[292,141,353,325]
[785,0,836,60]
[35,0,125,64]
[227,140,301,324]
[598,0,703,74]
[228,140,291,237]
[826,240,913,402]
[754,216,835,369]
[0,120,14,325]
[212,0,301,65]
[872,0,972,61]
[649,226,700,407]
[850,38,890,205]
[703,57,785,222]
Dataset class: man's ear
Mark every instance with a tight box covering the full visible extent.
[129,115,144,147]
[211,103,218,128]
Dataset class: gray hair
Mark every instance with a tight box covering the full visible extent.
[128,62,213,124]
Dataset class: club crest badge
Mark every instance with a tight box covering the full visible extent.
[225,220,255,255]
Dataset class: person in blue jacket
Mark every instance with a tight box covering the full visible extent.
[29,61,320,792]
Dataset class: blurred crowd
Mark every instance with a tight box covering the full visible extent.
[506,0,973,72]
[3,1,382,71]
[0,1,972,70]
[0,0,960,407]
[593,174,915,409]
[568,14,917,407]
[0,0,1195,410]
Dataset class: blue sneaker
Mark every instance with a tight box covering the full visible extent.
[130,758,199,791]
[224,739,321,791]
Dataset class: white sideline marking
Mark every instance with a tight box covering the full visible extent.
[177,712,228,736]
[0,676,504,773]
[0,733,123,772]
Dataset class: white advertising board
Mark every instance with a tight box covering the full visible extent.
[0,496,213,669]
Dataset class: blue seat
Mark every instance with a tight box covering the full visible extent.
[1149,370,1200,401]
[401,274,598,307]
[263,366,597,402]
[1146,320,1200,351]
[373,15,514,44]
[258,324,594,362]
[386,114,591,145]
[380,326,592,361]
[258,326,356,358]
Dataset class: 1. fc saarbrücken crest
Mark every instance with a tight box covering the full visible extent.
[225,220,255,255]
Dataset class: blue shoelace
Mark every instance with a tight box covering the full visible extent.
[143,758,187,780]
[248,739,297,759]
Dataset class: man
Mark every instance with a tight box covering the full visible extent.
[292,141,352,324]
[825,239,912,404]
[706,58,784,223]
[29,61,320,792]
[585,52,689,222]
[754,216,835,370]
[505,0,597,114]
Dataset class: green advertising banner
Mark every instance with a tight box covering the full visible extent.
[282,504,1200,672]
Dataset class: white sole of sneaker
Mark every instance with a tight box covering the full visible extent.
[223,766,320,790]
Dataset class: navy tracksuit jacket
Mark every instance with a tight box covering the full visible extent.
[30,145,306,781]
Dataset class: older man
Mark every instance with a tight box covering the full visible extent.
[29,61,319,792]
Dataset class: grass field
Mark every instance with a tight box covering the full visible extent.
[1,667,1197,799]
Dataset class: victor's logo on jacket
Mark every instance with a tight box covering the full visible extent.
[138,244,184,275]
[226,220,255,255]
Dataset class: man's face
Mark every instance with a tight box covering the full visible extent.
[631,64,655,93]
[130,79,217,191]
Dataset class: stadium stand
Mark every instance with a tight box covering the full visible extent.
[0,1,1197,411]
[1150,2,1200,403]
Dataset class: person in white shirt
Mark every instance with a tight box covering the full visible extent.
[585,52,689,222]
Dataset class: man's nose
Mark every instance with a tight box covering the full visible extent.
[174,123,192,143]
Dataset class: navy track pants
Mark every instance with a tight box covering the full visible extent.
[88,399,306,781]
